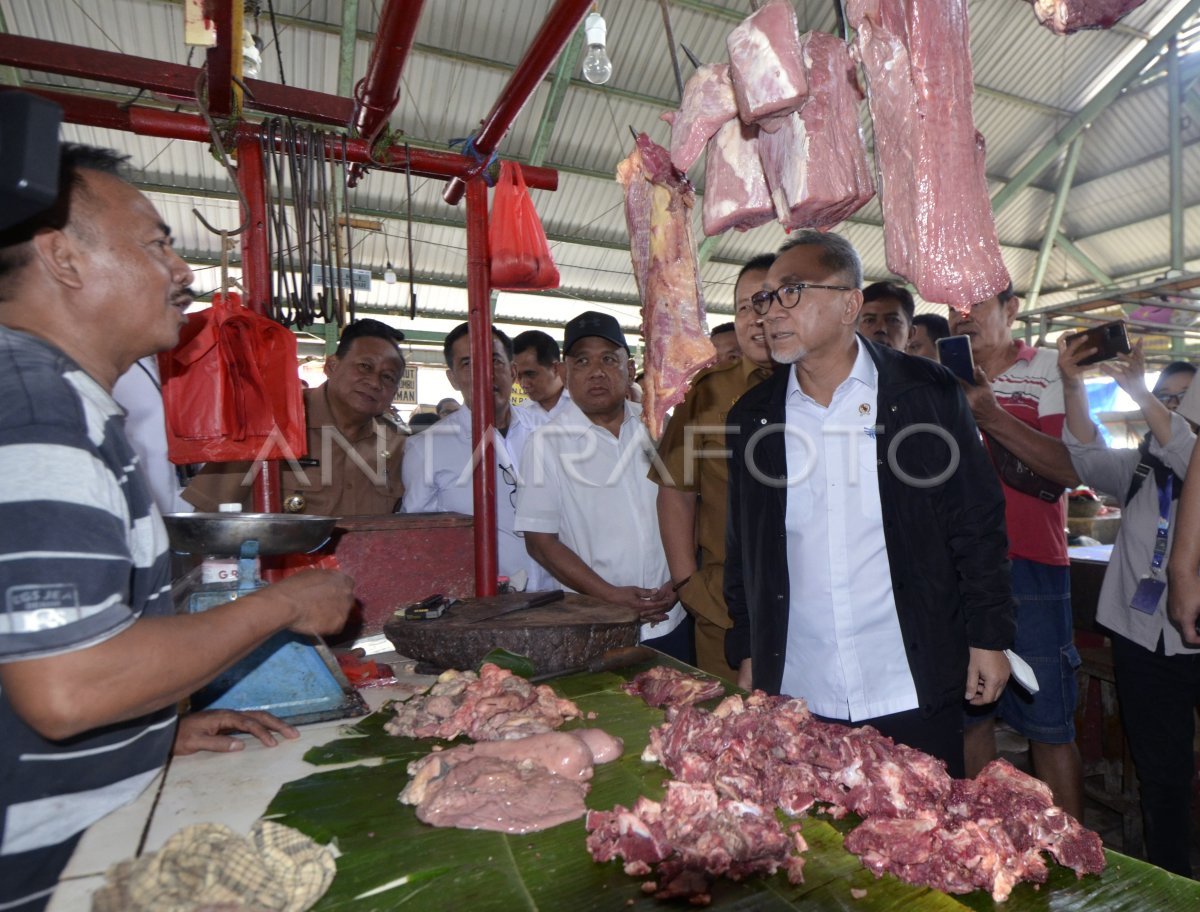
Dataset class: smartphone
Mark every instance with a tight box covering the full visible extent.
[1063,320,1131,366]
[936,335,976,384]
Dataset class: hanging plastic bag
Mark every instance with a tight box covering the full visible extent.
[158,291,307,464]
[489,160,560,291]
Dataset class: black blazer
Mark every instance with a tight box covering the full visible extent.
[724,336,1016,716]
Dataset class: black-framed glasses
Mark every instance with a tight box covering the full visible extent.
[500,463,519,510]
[750,282,854,316]
[1154,390,1186,407]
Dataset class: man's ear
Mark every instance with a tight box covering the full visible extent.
[843,289,864,325]
[323,354,340,380]
[29,229,86,291]
[446,367,462,392]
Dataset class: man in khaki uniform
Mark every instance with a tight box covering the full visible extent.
[650,254,775,679]
[185,319,406,515]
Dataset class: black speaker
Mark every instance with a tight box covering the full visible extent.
[0,92,62,231]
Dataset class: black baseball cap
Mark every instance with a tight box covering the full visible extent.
[563,310,629,356]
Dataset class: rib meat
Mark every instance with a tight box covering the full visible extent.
[847,0,1010,308]
[662,63,738,174]
[756,30,875,231]
[617,134,716,438]
[1030,0,1148,34]
[623,666,726,708]
[701,119,775,237]
[726,0,808,129]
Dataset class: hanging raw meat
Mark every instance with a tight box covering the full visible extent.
[702,119,775,236]
[661,63,738,174]
[756,30,875,232]
[726,0,808,130]
[617,134,716,438]
[1029,0,1148,34]
[847,0,1010,309]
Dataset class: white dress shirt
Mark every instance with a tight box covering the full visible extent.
[519,387,572,426]
[780,339,918,720]
[400,404,554,590]
[112,356,191,516]
[514,398,684,641]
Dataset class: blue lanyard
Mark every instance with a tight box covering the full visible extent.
[1149,474,1173,574]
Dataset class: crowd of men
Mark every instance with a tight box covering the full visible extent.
[4,144,1200,910]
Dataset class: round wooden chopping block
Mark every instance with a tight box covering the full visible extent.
[382,592,640,674]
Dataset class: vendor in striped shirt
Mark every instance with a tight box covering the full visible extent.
[0,144,356,912]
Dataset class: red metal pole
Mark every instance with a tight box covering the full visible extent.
[3,88,558,191]
[466,178,498,596]
[443,0,591,204]
[205,0,235,119]
[347,0,427,187]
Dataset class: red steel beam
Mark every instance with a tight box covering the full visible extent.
[8,88,557,190]
[443,0,591,204]
[465,178,498,596]
[205,0,235,119]
[349,0,427,184]
[236,134,271,316]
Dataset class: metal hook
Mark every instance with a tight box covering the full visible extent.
[680,44,702,70]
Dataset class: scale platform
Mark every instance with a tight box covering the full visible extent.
[165,513,367,726]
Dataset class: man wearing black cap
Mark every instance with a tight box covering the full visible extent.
[514,311,690,660]
[184,318,408,515]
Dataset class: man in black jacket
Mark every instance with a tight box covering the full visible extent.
[724,231,1015,777]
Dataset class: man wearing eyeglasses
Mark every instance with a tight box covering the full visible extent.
[724,231,1014,778]
[401,322,552,591]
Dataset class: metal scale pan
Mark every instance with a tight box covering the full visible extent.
[163,512,368,726]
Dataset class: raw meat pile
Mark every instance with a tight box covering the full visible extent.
[622,666,725,708]
[847,0,1009,308]
[1029,0,1148,34]
[399,729,623,834]
[586,780,807,904]
[588,691,1104,903]
[617,134,717,438]
[383,663,581,742]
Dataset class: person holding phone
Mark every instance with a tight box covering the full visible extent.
[948,284,1083,821]
[1058,337,1198,876]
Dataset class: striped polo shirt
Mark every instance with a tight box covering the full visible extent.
[0,328,175,912]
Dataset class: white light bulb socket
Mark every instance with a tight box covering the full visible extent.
[585,12,607,47]
[384,264,397,285]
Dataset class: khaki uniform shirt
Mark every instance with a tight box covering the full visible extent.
[184,386,406,516]
[648,357,772,627]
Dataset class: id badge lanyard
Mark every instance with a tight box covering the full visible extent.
[1130,475,1172,614]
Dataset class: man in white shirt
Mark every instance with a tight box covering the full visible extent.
[514,311,690,660]
[112,355,191,515]
[725,232,1014,777]
[400,322,551,590]
[513,330,570,424]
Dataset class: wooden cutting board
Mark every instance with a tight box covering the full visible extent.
[382,592,640,674]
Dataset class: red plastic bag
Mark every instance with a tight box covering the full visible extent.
[489,160,560,290]
[158,291,306,464]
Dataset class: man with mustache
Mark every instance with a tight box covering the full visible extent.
[649,254,776,681]
[0,144,354,912]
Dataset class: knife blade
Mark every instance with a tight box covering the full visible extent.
[529,645,657,683]
[466,589,565,624]
[1004,648,1040,694]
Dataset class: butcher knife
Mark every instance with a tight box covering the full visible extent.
[529,645,656,683]
[466,589,565,624]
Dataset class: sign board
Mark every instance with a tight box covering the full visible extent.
[310,264,373,293]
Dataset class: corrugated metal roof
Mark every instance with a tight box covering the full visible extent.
[5,0,1200,331]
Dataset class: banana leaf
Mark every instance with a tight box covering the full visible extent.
[265,662,1200,911]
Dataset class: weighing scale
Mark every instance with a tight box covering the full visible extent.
[162,512,368,725]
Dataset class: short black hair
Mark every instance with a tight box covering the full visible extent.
[335,319,406,364]
[0,143,131,290]
[996,281,1017,305]
[710,322,735,337]
[777,231,863,288]
[408,412,440,432]
[736,253,775,286]
[443,321,514,366]
[512,329,561,367]
[912,313,951,343]
[1155,361,1197,392]
[862,281,915,322]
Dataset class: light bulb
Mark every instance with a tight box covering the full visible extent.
[384,263,397,285]
[582,12,612,85]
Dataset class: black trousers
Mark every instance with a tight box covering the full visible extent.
[1111,630,1200,878]
[816,701,966,780]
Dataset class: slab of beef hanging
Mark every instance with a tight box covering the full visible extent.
[702,118,775,236]
[847,0,1010,309]
[1029,0,1148,34]
[617,134,716,438]
[662,63,739,173]
[756,30,875,232]
[726,0,808,130]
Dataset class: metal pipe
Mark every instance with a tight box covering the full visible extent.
[236,134,271,316]
[205,0,236,119]
[6,87,558,189]
[466,178,498,596]
[1026,136,1083,311]
[336,0,361,96]
[443,0,592,204]
[1169,35,1184,272]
